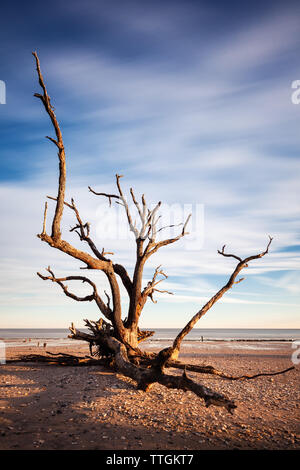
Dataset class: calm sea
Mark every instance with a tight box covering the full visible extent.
[0,328,299,341]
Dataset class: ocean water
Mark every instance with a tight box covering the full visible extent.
[0,328,299,342]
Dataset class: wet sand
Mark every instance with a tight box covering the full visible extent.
[0,340,299,450]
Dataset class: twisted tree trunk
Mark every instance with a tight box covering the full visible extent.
[32,51,294,414]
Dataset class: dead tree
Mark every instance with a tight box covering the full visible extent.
[33,52,294,413]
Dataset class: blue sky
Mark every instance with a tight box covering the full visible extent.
[0,0,300,329]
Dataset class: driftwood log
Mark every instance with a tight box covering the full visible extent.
[31,51,294,414]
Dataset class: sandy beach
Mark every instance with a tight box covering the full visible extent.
[0,340,299,450]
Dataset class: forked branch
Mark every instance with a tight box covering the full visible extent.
[141,266,173,304]
[144,213,191,259]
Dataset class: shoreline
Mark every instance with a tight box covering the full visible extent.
[2,337,297,345]
[1,327,299,344]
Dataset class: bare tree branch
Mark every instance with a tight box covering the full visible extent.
[33,53,114,275]
[37,267,112,320]
[33,54,289,415]
[160,236,274,363]
[156,222,183,234]
[115,174,140,239]
[218,245,242,262]
[165,359,295,381]
[73,330,237,413]
[88,186,120,206]
[47,194,133,296]
[42,201,48,235]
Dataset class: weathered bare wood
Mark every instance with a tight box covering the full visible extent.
[165,359,295,381]
[47,194,133,296]
[42,201,48,235]
[164,236,274,361]
[144,213,191,259]
[90,330,237,413]
[33,51,66,242]
[87,172,190,331]
[37,267,113,320]
[8,353,105,366]
[32,52,292,415]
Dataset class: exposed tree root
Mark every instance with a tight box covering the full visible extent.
[164,359,295,381]
[97,333,237,413]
